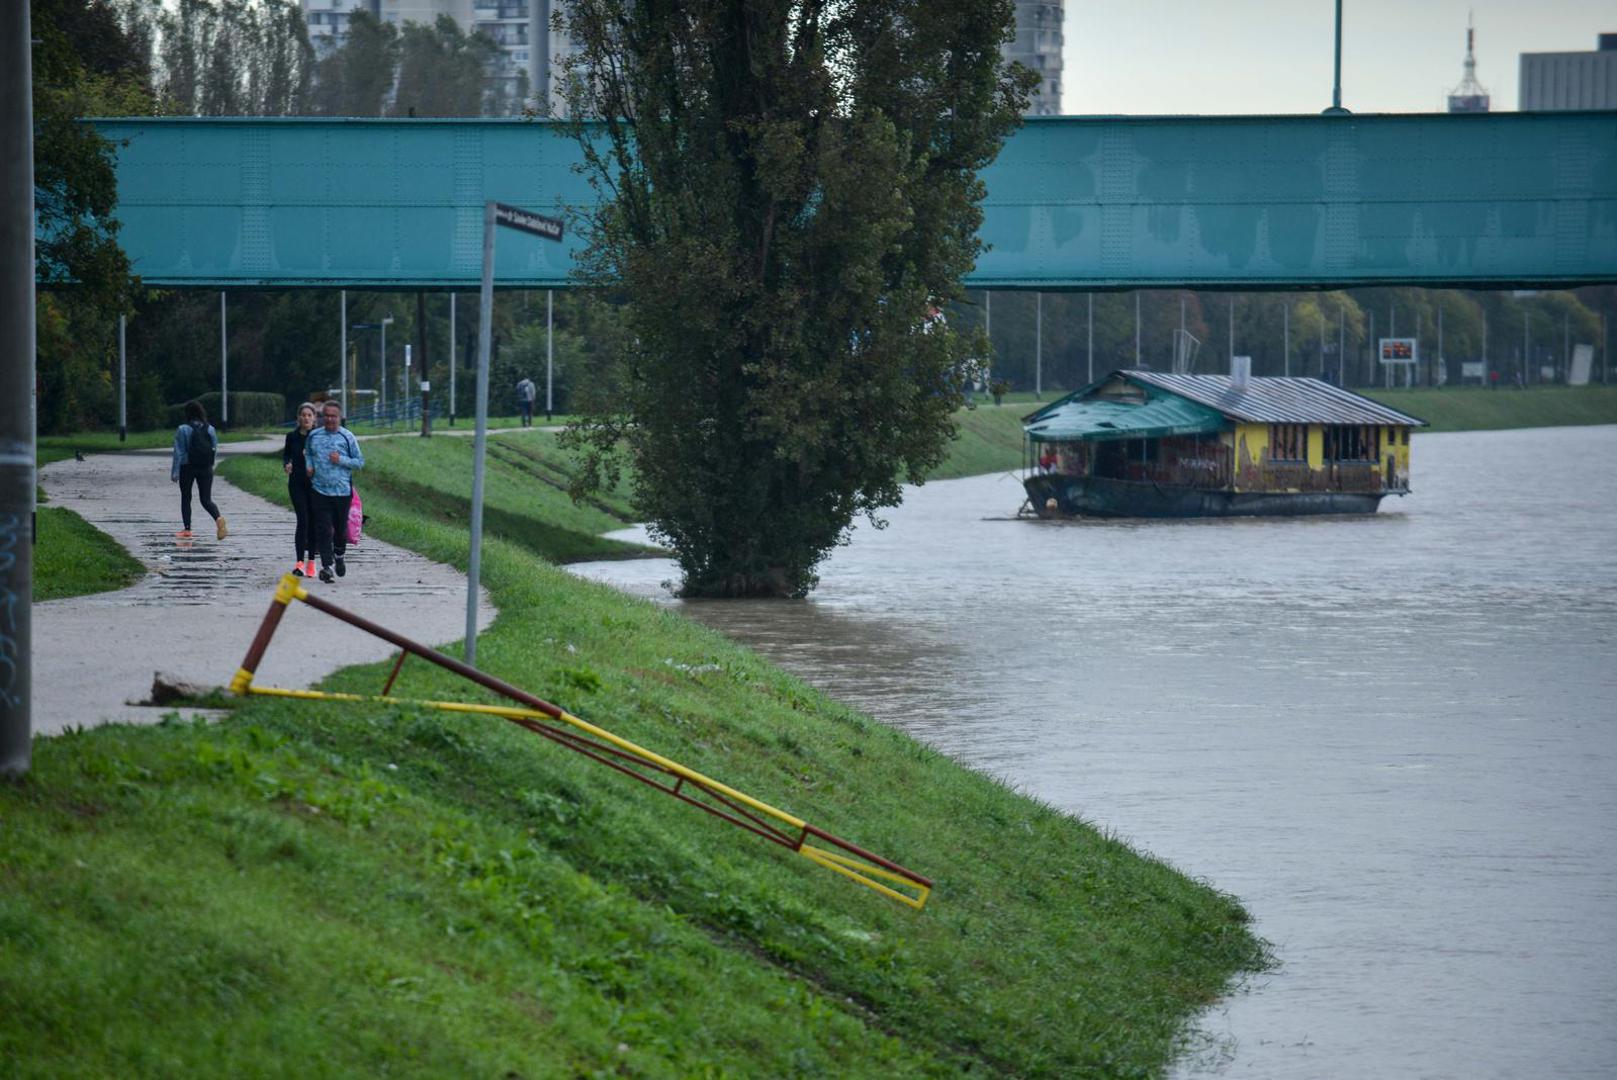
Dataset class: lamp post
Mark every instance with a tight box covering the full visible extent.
[380,314,393,416]
[1,0,36,776]
[220,291,228,427]
[1324,0,1350,114]
[351,316,395,421]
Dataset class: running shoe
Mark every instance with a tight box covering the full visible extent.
[334,556,346,577]
[319,567,335,583]
[215,517,229,540]
[175,530,193,538]
[291,563,306,577]
[304,560,317,577]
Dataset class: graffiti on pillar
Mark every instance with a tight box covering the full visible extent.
[0,513,19,709]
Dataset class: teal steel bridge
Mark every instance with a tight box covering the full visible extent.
[87,112,1617,291]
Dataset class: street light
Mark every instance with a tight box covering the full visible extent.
[351,314,395,420]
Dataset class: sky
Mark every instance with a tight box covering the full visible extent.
[1064,1,1612,115]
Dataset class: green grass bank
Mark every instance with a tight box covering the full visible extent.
[31,506,146,601]
[37,428,265,468]
[3,429,1269,1078]
[1361,384,1617,431]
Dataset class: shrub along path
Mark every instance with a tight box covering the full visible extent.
[33,438,492,735]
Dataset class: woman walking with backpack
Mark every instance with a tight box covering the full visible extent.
[282,402,318,575]
[170,400,228,540]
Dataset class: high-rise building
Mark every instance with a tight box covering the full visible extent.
[1447,18,1489,113]
[1004,2,1063,116]
[469,0,535,104]
[1519,34,1617,111]
[301,0,378,55]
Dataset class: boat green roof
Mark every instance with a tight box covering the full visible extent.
[1023,392,1227,442]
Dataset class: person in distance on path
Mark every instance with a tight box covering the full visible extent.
[516,375,537,427]
[304,400,364,584]
[170,400,228,540]
[282,402,318,577]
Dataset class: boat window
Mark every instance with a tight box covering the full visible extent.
[1268,423,1307,462]
[1324,425,1378,462]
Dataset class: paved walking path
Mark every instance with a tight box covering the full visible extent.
[34,437,494,736]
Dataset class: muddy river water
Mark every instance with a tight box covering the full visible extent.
[569,425,1617,1079]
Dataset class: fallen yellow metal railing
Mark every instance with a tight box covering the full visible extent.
[231,574,932,909]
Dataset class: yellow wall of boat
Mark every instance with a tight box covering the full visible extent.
[1231,423,1412,491]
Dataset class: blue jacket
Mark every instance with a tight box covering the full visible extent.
[171,421,218,481]
[304,426,364,496]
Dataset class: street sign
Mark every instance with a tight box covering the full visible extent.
[467,198,561,667]
[1379,337,1417,364]
[493,203,563,242]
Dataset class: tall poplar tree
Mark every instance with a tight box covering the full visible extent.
[559,0,1034,597]
[392,15,506,117]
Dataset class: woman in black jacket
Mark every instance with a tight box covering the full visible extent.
[282,402,319,576]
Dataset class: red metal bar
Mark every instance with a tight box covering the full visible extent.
[502,712,799,847]
[237,592,292,681]
[803,824,934,889]
[502,712,800,847]
[296,588,567,719]
[381,651,408,696]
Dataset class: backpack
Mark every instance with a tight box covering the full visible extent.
[187,422,215,470]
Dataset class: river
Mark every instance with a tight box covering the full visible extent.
[568,425,1617,1079]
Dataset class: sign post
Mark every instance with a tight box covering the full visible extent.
[1,0,35,777]
[466,201,564,667]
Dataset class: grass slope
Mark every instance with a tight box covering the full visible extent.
[2,429,1269,1078]
[37,429,264,468]
[32,506,145,601]
[1362,384,1617,432]
[932,403,1029,481]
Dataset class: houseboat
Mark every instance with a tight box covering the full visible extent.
[1022,370,1426,518]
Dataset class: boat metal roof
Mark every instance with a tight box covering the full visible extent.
[1123,371,1427,427]
[1024,392,1226,442]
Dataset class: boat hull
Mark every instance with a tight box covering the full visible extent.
[1024,474,1386,518]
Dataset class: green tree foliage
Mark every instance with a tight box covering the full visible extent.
[310,9,398,117]
[32,0,154,432]
[152,0,314,116]
[558,0,1035,597]
[393,14,521,117]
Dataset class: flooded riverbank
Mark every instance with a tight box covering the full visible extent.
[569,426,1617,1079]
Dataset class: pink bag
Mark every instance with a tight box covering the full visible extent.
[346,486,364,545]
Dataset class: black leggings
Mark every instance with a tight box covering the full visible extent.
[312,491,350,568]
[288,480,313,560]
[179,466,220,531]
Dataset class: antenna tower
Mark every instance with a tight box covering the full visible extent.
[1447,14,1491,113]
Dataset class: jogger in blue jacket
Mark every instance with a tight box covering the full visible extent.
[303,400,364,583]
